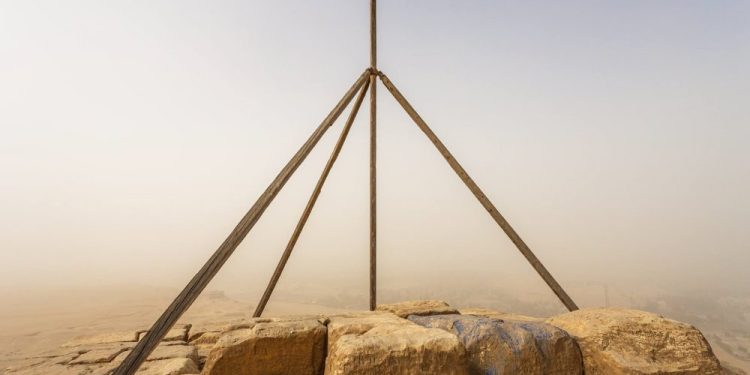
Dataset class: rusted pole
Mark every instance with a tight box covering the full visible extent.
[254,77,371,317]
[113,70,371,375]
[378,72,579,312]
[369,0,378,311]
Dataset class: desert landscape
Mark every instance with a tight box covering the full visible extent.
[1,282,749,374]
[2,0,748,374]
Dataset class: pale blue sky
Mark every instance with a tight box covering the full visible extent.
[1,1,748,308]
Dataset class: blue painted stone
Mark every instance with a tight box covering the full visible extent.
[408,314,582,375]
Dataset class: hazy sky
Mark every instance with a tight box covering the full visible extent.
[1,1,748,308]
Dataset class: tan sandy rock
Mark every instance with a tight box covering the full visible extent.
[15,305,724,375]
[135,357,199,375]
[158,340,189,346]
[187,322,225,344]
[146,344,198,363]
[193,344,213,369]
[33,350,88,366]
[21,347,89,360]
[68,343,133,365]
[376,300,459,318]
[3,357,53,373]
[189,321,236,337]
[5,353,122,375]
[220,319,271,334]
[32,341,200,374]
[6,362,109,375]
[138,324,191,343]
[721,364,748,375]
[511,319,583,374]
[188,331,222,345]
[62,331,139,348]
[217,315,327,334]
[89,362,123,375]
[202,318,326,375]
[6,328,201,375]
[459,307,543,322]
[163,326,190,342]
[326,311,408,352]
[326,320,468,375]
[546,308,722,375]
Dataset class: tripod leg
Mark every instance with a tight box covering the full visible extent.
[113,70,371,375]
[378,72,579,312]
[254,77,371,317]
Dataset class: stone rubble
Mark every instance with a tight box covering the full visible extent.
[2,302,733,375]
[4,325,200,375]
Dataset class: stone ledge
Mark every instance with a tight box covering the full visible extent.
[4,302,731,375]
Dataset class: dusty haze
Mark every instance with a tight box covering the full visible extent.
[1,0,749,370]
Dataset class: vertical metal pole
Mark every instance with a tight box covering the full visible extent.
[254,78,370,318]
[113,71,370,375]
[369,0,378,311]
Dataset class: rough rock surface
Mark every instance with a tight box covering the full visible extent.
[139,325,192,343]
[62,331,141,348]
[459,308,542,322]
[4,302,728,375]
[326,311,409,352]
[326,317,468,375]
[4,326,200,375]
[188,331,222,346]
[135,358,199,375]
[4,363,115,375]
[546,308,722,375]
[201,318,326,375]
[376,300,459,318]
[722,364,748,375]
[146,345,198,363]
[409,314,583,375]
[68,343,133,365]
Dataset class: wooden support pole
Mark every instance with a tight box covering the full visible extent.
[113,70,371,375]
[369,0,378,311]
[253,77,371,318]
[378,72,579,312]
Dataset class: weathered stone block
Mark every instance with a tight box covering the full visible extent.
[409,314,582,375]
[62,331,139,348]
[376,300,459,318]
[459,307,542,322]
[202,318,326,375]
[326,320,468,375]
[136,357,199,375]
[68,344,132,365]
[326,311,408,352]
[146,344,198,363]
[546,308,722,375]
